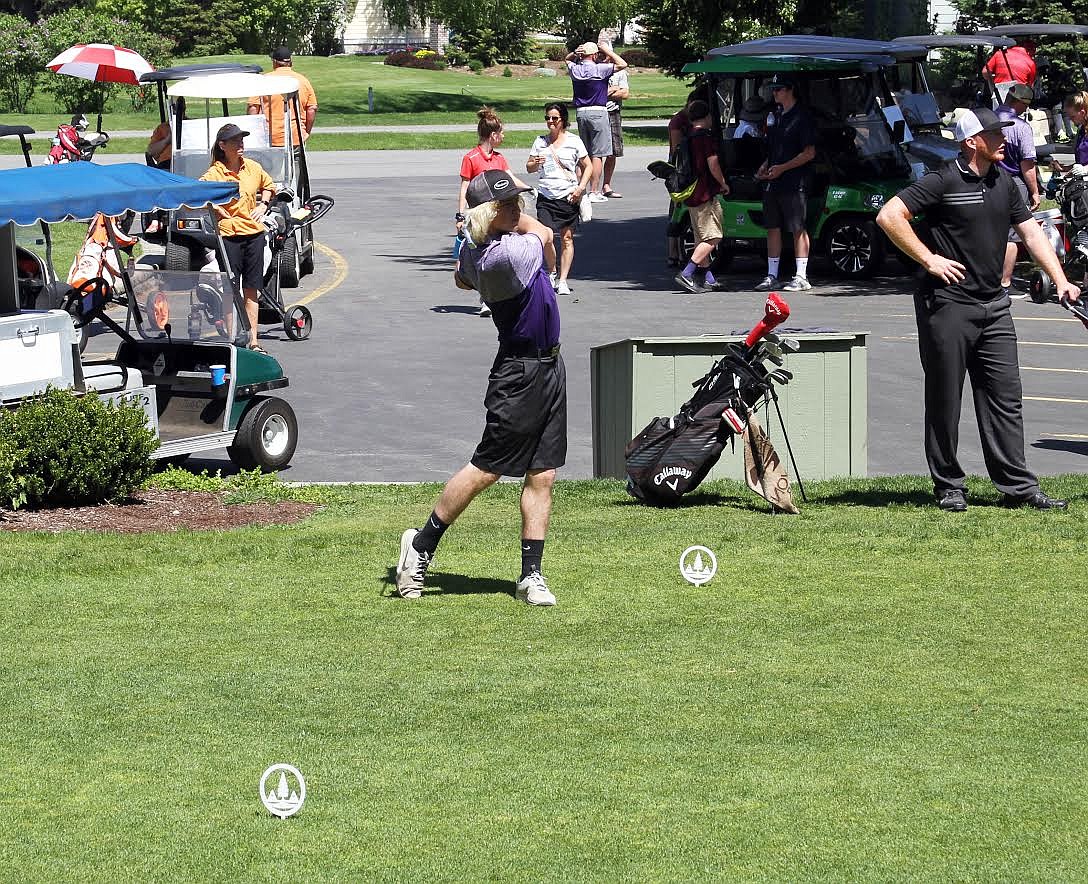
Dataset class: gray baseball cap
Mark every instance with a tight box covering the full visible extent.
[465,170,533,208]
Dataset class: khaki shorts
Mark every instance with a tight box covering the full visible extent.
[689,198,723,244]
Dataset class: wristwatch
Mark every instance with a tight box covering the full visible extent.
[455,212,466,222]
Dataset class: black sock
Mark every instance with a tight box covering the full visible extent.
[413,510,448,556]
[520,539,544,580]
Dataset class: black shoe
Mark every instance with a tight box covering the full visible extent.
[1001,491,1068,510]
[936,489,967,512]
[674,273,705,294]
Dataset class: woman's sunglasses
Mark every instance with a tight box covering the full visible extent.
[544,115,562,122]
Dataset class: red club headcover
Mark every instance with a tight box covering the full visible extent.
[745,292,790,348]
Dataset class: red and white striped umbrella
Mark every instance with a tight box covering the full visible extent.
[46,43,154,85]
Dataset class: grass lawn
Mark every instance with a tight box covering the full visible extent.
[0,53,688,135]
[4,475,1086,879]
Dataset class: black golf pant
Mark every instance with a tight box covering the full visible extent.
[915,293,1039,498]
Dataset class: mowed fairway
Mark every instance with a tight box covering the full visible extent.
[4,477,1086,880]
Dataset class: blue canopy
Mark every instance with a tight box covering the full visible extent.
[0,162,238,226]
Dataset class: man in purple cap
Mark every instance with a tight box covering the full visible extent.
[878,107,1078,512]
[395,170,565,606]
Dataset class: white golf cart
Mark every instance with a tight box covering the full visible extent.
[156,71,315,288]
[0,162,301,471]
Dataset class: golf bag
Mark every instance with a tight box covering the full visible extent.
[625,346,772,506]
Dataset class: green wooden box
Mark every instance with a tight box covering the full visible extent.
[590,332,868,482]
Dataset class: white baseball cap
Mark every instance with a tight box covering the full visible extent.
[953,107,1014,142]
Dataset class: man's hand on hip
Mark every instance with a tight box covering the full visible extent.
[924,253,967,285]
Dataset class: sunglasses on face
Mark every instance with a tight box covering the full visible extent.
[498,197,521,208]
[545,115,562,122]
[770,86,787,92]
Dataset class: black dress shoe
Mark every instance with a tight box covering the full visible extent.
[937,489,968,512]
[1001,491,1068,510]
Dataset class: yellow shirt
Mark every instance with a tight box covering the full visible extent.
[200,158,275,237]
[249,66,318,146]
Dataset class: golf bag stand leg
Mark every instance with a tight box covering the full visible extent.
[769,387,807,502]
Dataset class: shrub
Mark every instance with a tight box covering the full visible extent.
[468,59,484,74]
[384,50,446,70]
[542,43,568,62]
[502,66,512,77]
[0,14,48,113]
[620,47,656,68]
[448,23,535,67]
[0,388,156,511]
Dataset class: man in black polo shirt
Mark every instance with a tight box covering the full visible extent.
[877,107,1078,511]
[755,74,817,292]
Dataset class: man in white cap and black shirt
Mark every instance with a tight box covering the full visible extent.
[565,40,627,201]
[877,106,1078,512]
[395,169,566,605]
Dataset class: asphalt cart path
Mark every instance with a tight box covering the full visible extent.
[30,149,1088,483]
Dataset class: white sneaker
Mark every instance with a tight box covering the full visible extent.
[754,275,779,291]
[556,280,571,295]
[782,276,812,292]
[515,571,556,606]
[395,528,431,599]
[589,192,608,203]
[549,271,558,290]
[478,301,492,317]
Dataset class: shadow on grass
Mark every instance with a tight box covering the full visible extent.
[382,567,512,598]
[610,490,775,512]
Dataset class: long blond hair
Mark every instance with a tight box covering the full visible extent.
[465,195,524,245]
[1064,91,1088,117]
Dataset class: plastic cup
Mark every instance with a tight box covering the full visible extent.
[210,364,227,386]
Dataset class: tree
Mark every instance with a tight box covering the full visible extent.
[38,6,173,112]
[636,0,780,77]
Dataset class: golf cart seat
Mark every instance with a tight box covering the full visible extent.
[173,115,285,183]
[81,360,142,394]
[720,136,766,200]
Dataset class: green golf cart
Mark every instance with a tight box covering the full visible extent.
[674,36,925,278]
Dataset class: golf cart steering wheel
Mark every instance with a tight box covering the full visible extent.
[62,276,111,328]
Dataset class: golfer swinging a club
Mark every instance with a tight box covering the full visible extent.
[396,169,565,605]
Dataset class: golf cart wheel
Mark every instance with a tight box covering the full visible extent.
[284,305,312,341]
[165,238,201,273]
[826,217,884,278]
[278,232,300,289]
[227,397,298,472]
[299,228,315,276]
[1030,269,1055,304]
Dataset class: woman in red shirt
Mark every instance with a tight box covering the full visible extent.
[456,107,528,315]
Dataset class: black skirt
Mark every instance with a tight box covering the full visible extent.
[536,193,579,233]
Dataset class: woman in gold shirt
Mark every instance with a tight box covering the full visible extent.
[200,123,275,351]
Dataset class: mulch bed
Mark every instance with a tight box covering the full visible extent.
[0,488,318,534]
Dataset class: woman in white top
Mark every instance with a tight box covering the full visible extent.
[527,102,592,295]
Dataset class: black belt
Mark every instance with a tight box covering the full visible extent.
[498,342,561,359]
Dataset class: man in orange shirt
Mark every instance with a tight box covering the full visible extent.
[246,46,318,147]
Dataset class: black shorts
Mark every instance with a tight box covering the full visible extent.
[536,194,579,233]
[471,352,567,477]
[223,232,264,291]
[762,190,808,234]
